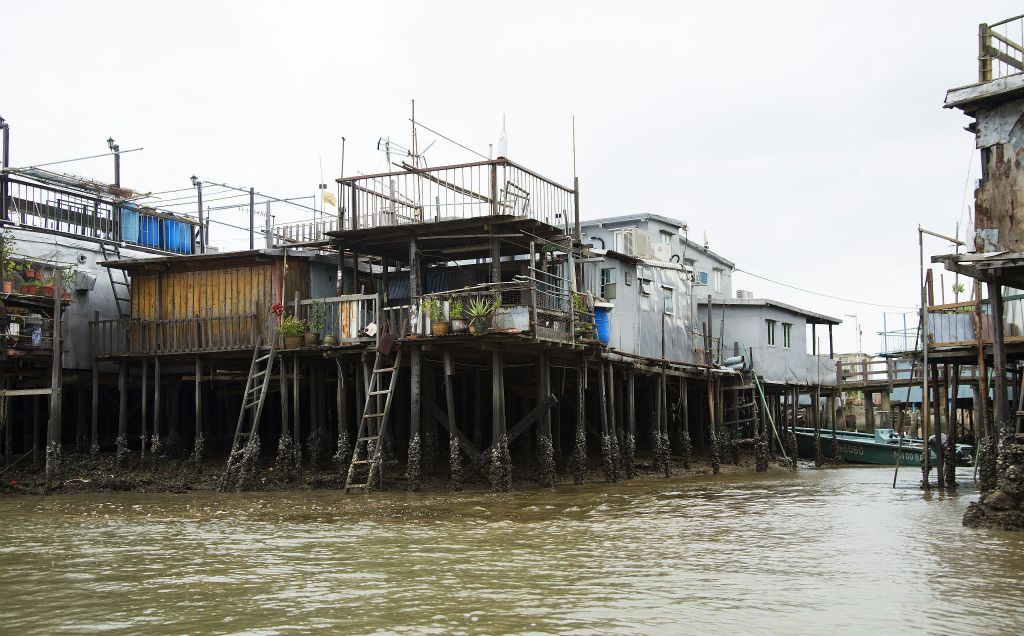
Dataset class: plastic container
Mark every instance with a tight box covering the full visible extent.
[119,203,140,244]
[138,214,161,248]
[594,302,613,346]
[25,314,43,348]
[161,219,193,254]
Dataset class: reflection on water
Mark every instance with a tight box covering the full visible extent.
[1,467,1022,635]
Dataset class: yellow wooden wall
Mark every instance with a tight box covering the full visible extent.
[129,259,311,345]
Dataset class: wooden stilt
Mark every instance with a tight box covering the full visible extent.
[117,362,128,464]
[572,356,586,484]
[91,311,99,453]
[490,346,510,491]
[141,358,149,462]
[409,346,423,491]
[292,354,301,468]
[537,351,554,487]
[152,357,162,455]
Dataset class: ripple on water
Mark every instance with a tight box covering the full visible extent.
[1,467,1023,634]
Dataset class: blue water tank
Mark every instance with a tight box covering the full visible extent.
[138,214,160,248]
[161,219,193,254]
[594,304,612,346]
[120,203,140,244]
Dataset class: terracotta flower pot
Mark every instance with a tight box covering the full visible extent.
[42,285,54,298]
[21,285,34,295]
[61,291,71,302]
[430,321,450,337]
[24,269,36,281]
[1,281,11,294]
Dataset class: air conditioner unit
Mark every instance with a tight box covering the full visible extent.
[652,243,671,262]
[614,227,653,259]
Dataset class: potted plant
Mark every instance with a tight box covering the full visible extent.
[0,229,14,294]
[59,267,75,302]
[450,296,468,334]
[279,315,306,349]
[466,295,495,335]
[23,263,36,281]
[306,300,326,347]
[40,276,55,298]
[422,296,449,336]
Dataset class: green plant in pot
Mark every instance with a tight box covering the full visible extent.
[466,295,495,335]
[0,229,14,294]
[279,315,307,349]
[306,300,326,347]
[422,296,449,336]
[59,267,76,302]
[449,296,468,334]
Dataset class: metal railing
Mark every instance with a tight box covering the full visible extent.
[94,314,260,356]
[980,15,1024,82]
[416,279,575,344]
[838,359,979,388]
[337,158,576,233]
[4,177,198,255]
[272,217,339,245]
[296,294,379,342]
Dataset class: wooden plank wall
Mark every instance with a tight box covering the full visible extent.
[128,258,312,347]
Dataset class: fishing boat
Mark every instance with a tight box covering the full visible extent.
[793,427,973,467]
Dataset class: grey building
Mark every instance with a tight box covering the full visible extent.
[581,250,695,362]
[698,297,840,386]
[580,213,734,300]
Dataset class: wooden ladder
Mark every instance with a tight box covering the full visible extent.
[99,242,132,321]
[345,346,403,493]
[220,337,276,490]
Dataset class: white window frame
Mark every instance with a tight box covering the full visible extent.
[783,322,792,349]
[663,285,674,315]
[767,319,777,346]
[713,268,723,294]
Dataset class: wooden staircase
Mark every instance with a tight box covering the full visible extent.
[220,337,276,490]
[345,346,403,493]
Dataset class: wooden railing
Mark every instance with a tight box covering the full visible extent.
[838,359,981,388]
[980,15,1024,82]
[94,314,260,356]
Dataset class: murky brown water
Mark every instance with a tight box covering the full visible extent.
[1,467,1022,635]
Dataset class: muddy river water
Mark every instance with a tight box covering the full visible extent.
[1,466,1023,635]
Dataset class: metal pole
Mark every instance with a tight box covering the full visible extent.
[1,116,9,222]
[919,227,930,488]
[196,182,205,254]
[264,202,272,249]
[249,187,255,250]
[114,149,120,188]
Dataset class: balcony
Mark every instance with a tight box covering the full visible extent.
[4,175,199,255]
[336,158,576,234]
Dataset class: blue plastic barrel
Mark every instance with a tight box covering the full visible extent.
[138,214,160,248]
[161,219,193,254]
[119,203,140,244]
[594,304,612,346]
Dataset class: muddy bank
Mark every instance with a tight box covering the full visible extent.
[1,449,788,497]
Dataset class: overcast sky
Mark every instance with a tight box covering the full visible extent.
[4,1,1021,354]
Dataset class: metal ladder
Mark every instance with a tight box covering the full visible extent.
[220,337,276,490]
[99,242,132,321]
[345,346,403,493]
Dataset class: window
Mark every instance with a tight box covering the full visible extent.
[660,230,674,244]
[614,229,634,255]
[783,323,792,349]
[767,319,777,346]
[698,271,708,286]
[713,268,723,294]
[639,267,653,295]
[600,267,617,299]
[663,287,674,315]
[625,270,633,286]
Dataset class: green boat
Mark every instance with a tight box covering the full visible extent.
[793,427,973,467]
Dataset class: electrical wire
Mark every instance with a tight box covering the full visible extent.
[734,268,918,310]
[410,120,489,160]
